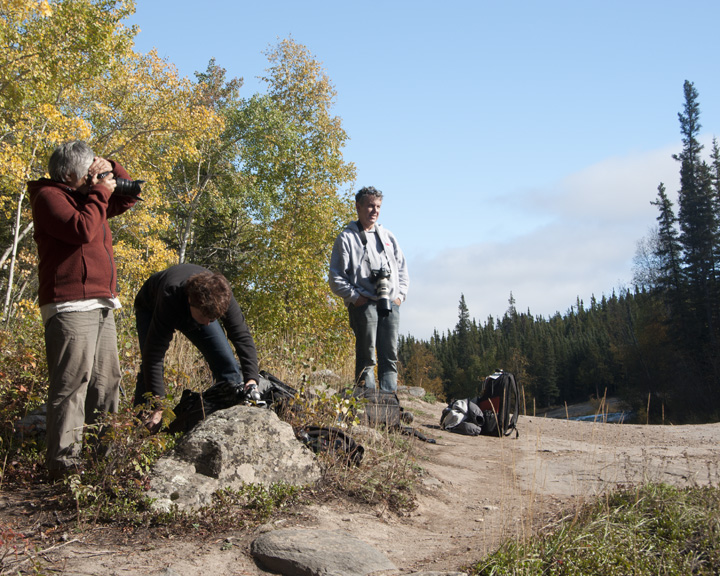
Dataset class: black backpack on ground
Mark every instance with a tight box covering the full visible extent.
[475,370,520,438]
[168,379,246,434]
[295,425,365,466]
[257,374,366,466]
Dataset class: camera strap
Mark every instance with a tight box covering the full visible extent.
[356,221,387,251]
[356,221,369,248]
[356,222,387,271]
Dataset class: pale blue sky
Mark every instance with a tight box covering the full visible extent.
[127,1,720,339]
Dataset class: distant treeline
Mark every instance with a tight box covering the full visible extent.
[399,81,720,425]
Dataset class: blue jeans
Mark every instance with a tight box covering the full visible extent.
[134,310,242,405]
[348,301,400,392]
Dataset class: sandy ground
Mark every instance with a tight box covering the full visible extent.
[2,396,719,575]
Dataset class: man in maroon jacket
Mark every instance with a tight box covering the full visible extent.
[28,140,139,479]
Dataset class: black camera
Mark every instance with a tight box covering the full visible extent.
[370,268,392,317]
[96,172,145,198]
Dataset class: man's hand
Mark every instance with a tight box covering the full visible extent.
[244,379,261,403]
[394,297,402,306]
[143,408,163,434]
[85,157,116,193]
[354,295,369,307]
[87,156,112,178]
[243,379,258,393]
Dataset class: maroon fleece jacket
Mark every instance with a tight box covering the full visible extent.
[28,161,138,306]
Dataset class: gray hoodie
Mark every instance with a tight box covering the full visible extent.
[328,221,409,306]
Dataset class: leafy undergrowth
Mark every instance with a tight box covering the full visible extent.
[0,316,425,575]
[0,386,422,540]
[470,482,720,576]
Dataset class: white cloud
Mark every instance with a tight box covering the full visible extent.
[400,144,685,340]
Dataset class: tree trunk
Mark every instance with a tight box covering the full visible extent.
[2,190,30,321]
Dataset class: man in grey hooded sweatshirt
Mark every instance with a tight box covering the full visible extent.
[329,186,409,391]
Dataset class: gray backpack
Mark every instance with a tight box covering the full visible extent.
[440,398,484,436]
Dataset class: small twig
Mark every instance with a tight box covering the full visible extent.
[0,452,7,491]
[32,537,82,555]
[61,549,118,558]
[1,538,80,573]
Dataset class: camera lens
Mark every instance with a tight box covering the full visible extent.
[114,178,145,197]
[375,272,392,316]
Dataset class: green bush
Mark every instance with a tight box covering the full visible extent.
[0,305,48,483]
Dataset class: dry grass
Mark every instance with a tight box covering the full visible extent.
[470,483,720,575]
[460,396,720,576]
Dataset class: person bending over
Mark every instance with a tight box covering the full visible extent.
[133,263,259,431]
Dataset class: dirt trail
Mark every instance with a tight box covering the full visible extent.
[3,396,720,575]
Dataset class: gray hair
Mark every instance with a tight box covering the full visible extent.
[355,186,383,204]
[48,140,95,183]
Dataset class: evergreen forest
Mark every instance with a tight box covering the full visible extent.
[399,81,720,424]
[1,2,719,426]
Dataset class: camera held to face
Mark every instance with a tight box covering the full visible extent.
[95,172,145,198]
[371,267,392,317]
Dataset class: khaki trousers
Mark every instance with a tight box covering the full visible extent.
[44,309,121,472]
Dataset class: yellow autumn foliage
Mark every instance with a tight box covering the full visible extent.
[1,2,357,373]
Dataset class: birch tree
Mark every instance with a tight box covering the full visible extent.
[232,39,356,364]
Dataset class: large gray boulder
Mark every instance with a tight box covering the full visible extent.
[146,405,321,511]
[251,528,397,576]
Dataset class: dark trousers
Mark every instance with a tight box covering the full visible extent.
[134,308,242,405]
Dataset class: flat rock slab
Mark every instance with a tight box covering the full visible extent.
[251,528,397,576]
[408,573,468,576]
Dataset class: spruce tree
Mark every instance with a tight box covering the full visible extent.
[650,183,685,324]
[710,138,720,331]
[673,81,717,347]
[449,294,475,397]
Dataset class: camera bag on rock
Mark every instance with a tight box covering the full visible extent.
[258,370,301,415]
[476,370,520,438]
[168,379,247,434]
[168,371,302,434]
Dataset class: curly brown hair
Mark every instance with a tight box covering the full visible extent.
[185,272,232,320]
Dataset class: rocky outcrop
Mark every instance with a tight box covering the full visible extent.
[146,405,321,511]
